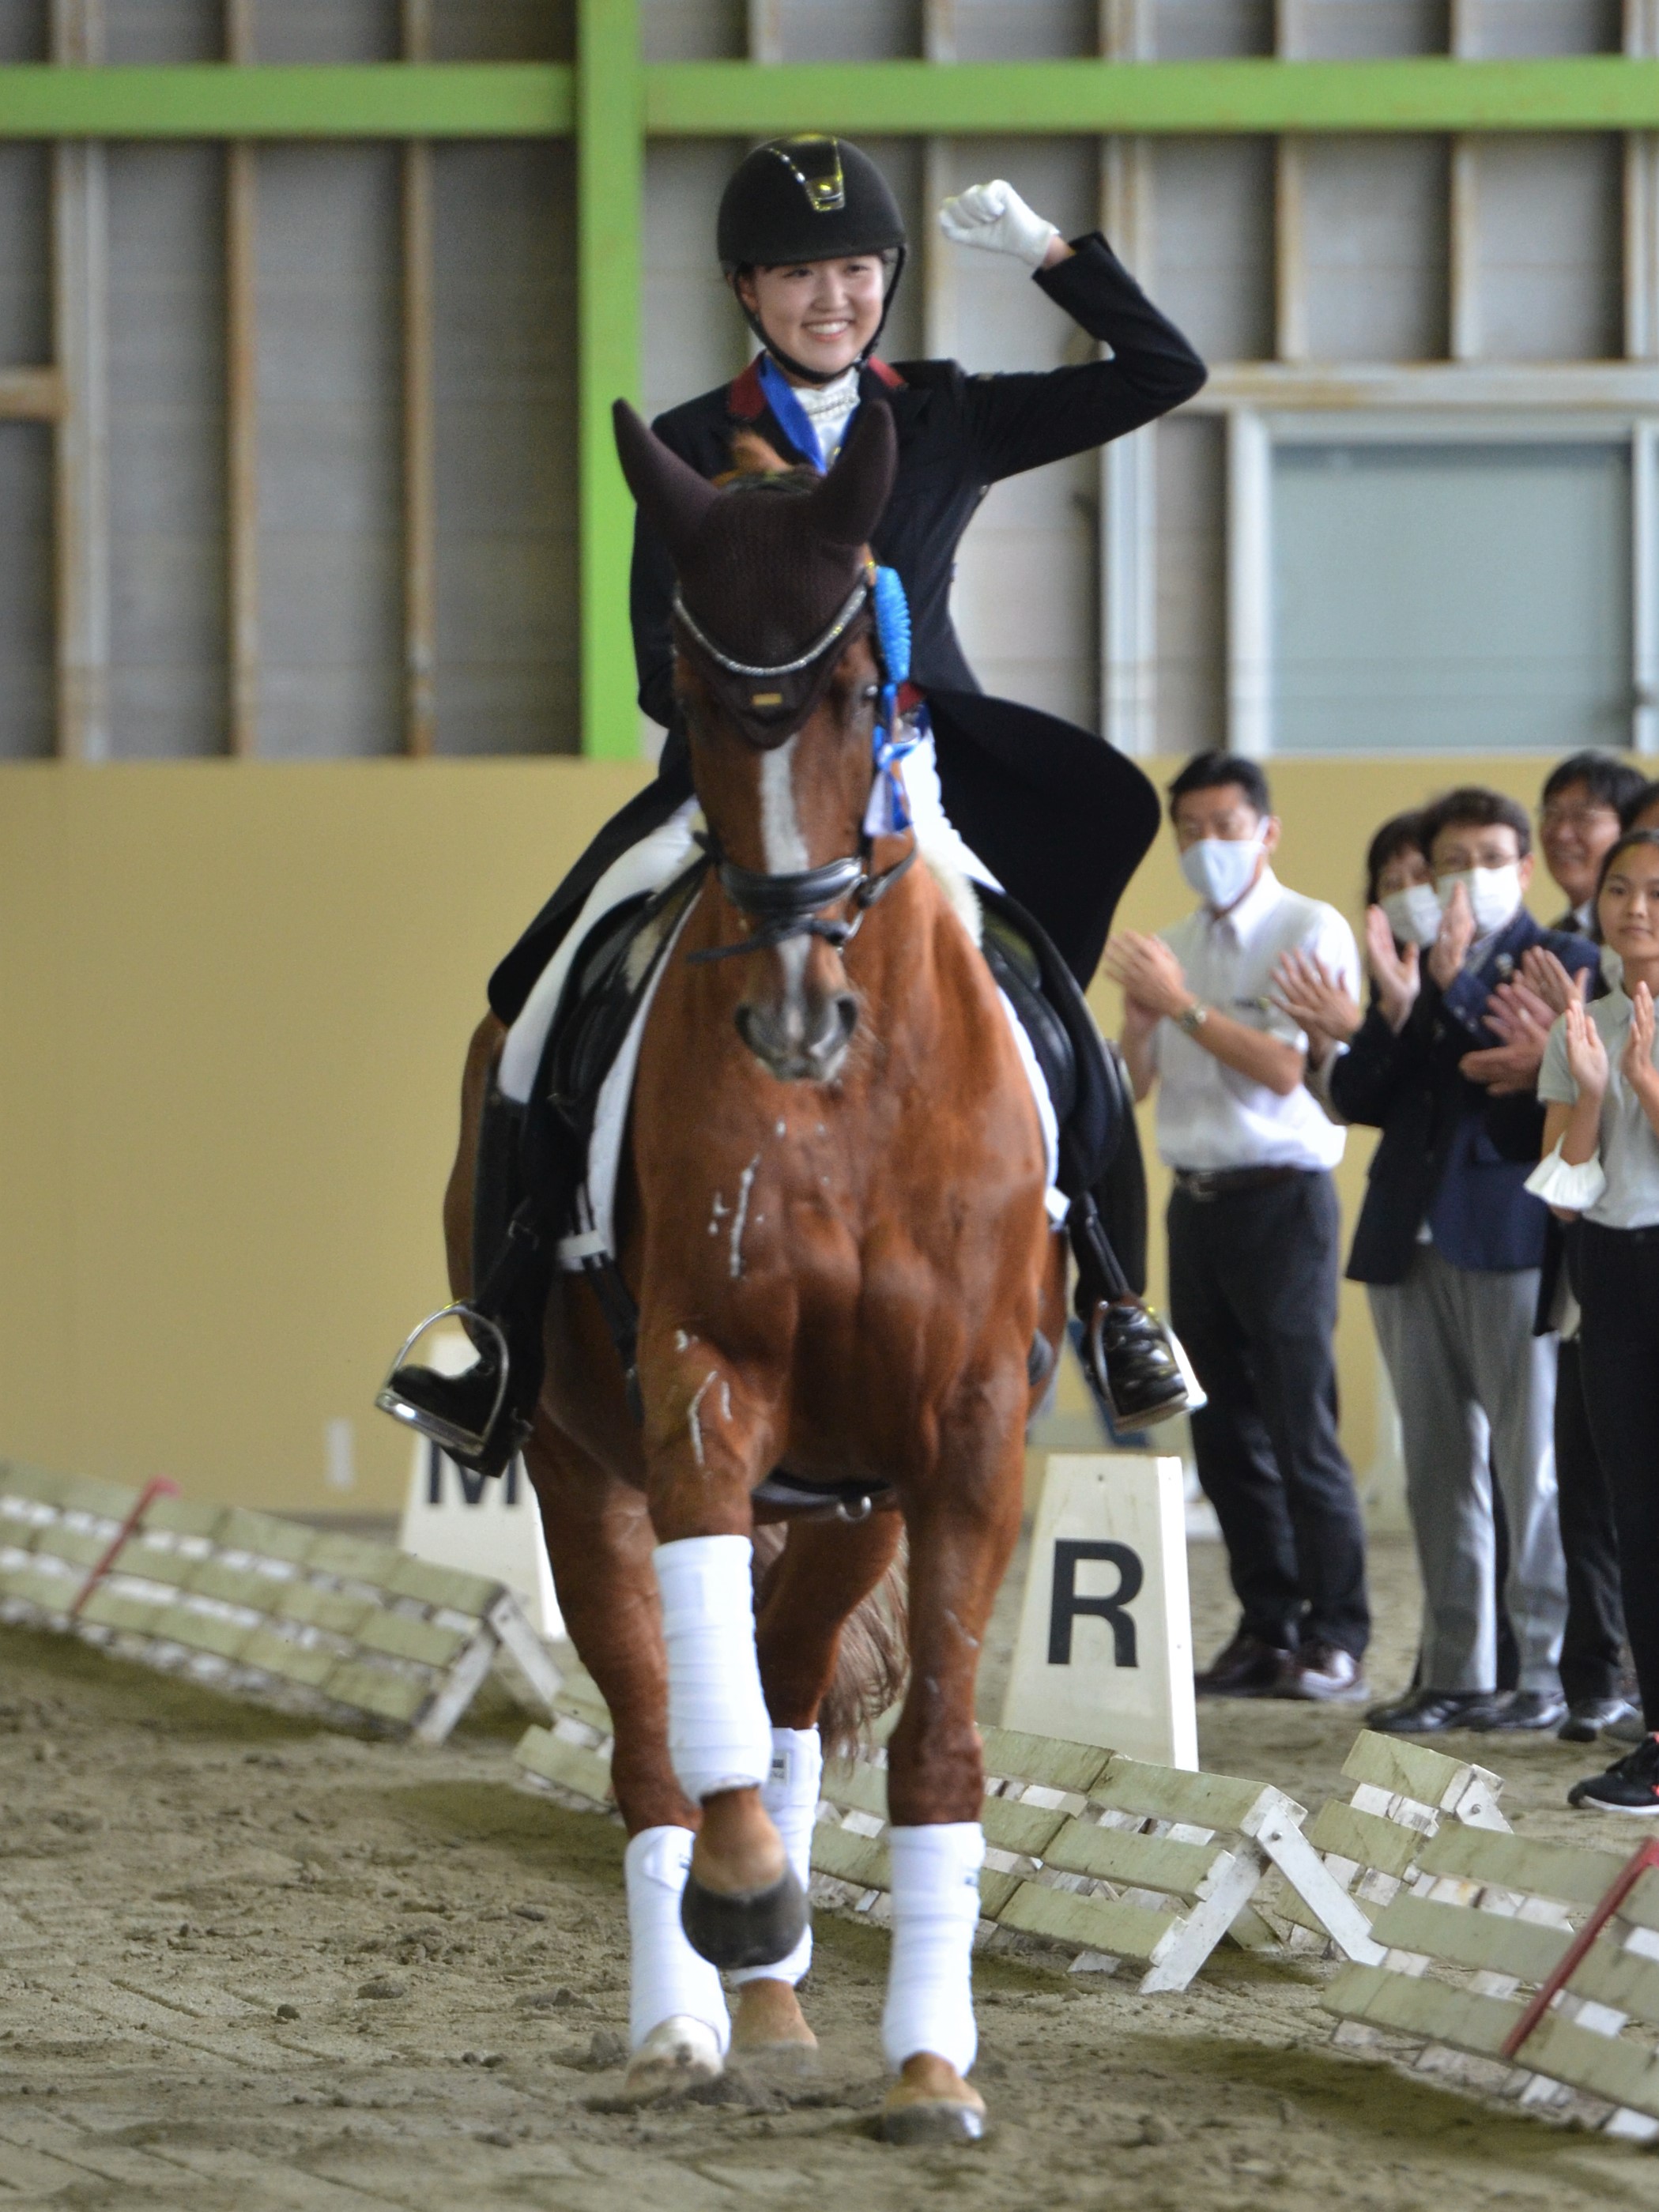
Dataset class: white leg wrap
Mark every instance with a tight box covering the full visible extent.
[730,1725,823,1987]
[881,1822,985,2077]
[653,1535,774,1803]
[624,1825,731,2055]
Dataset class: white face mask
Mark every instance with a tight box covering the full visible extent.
[1379,884,1442,949]
[1435,863,1523,936]
[1180,833,1264,911]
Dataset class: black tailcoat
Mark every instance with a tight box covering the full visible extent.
[489,233,1206,1020]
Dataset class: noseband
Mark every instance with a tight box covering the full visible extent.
[686,831,915,966]
[673,563,920,969]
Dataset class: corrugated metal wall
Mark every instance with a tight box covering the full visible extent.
[0,0,1638,759]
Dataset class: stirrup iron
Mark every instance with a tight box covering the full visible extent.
[375,1303,513,1465]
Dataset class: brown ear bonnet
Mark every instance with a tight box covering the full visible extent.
[613,398,899,748]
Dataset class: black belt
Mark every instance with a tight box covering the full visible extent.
[1173,1164,1308,1201]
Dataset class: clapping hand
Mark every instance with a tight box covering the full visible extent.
[1624,980,1659,1104]
[1364,904,1420,1029]
[1103,930,1193,1025]
[1427,880,1476,990]
[1269,950,1362,1048]
[1459,976,1556,1095]
[1518,945,1581,1019]
[1563,993,1611,1102]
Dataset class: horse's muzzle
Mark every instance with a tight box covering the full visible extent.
[735,989,858,1083]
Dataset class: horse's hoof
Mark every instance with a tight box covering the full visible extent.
[617,2016,725,2105]
[880,2054,986,2146]
[732,1977,819,2068]
[681,1866,809,1973]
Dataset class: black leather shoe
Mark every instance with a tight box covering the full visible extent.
[1082,1297,1190,1428]
[1465,1689,1568,1733]
[1276,1640,1369,1704]
[1195,1631,1293,1699]
[1557,1695,1639,1743]
[1366,1688,1501,1735]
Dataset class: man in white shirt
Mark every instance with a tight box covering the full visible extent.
[1103,752,1370,1705]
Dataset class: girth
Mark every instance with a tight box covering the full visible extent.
[751,1468,894,1523]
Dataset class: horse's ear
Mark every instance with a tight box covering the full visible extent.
[613,400,719,562]
[805,398,898,548]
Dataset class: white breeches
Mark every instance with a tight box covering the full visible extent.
[498,796,703,1106]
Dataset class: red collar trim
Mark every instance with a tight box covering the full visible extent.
[726,355,904,420]
[728,358,767,420]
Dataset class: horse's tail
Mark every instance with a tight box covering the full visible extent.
[752,1526,909,1758]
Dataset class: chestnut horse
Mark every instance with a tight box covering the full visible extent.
[446,400,1061,2143]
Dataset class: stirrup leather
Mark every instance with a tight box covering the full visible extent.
[375,1304,515,1466]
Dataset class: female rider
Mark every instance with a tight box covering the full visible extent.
[386,134,1208,1475]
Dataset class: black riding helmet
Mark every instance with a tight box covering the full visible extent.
[718,135,907,385]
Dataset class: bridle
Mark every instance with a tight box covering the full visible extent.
[673,565,921,968]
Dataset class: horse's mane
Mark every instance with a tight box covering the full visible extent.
[714,426,817,492]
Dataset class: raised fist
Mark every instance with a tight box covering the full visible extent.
[937,180,1059,270]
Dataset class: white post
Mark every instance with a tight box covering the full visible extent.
[1227,408,1273,756]
[1001,1453,1197,1769]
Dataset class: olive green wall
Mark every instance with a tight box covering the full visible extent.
[0,752,1570,1512]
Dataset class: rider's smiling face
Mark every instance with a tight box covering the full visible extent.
[736,257,886,381]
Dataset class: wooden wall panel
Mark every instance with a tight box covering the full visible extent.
[107,144,226,756]
[431,141,575,754]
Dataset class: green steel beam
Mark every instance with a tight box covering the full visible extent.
[644,56,1659,135]
[0,62,571,137]
[0,57,1658,140]
[576,0,643,762]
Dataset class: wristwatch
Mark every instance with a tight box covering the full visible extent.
[1177,1000,1209,1036]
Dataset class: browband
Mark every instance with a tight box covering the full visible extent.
[671,572,873,681]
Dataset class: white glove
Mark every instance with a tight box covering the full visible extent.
[937,179,1059,271]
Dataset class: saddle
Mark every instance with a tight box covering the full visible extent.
[974,883,1130,1191]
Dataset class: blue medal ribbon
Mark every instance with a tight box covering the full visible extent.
[757,353,836,473]
[754,358,921,832]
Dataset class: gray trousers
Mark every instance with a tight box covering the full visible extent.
[1368,1245,1567,1695]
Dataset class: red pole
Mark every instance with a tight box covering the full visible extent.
[69,1475,182,1618]
[1501,1836,1659,2060]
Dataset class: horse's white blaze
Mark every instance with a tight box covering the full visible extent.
[759,734,808,872]
[759,736,811,1019]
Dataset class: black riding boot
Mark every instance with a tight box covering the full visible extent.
[978,885,1190,1429]
[376,1086,561,1480]
[1067,1173,1190,1430]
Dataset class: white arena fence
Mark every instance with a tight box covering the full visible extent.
[0,1460,562,1743]
[517,1690,1659,2139]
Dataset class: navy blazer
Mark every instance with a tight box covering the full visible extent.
[1329,909,1598,1286]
